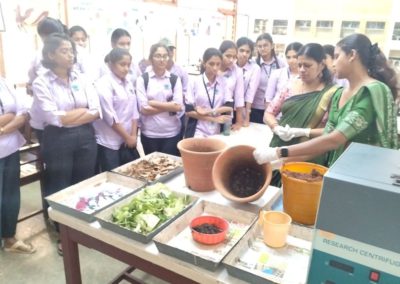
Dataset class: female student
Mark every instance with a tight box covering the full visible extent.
[251,33,286,123]
[254,33,398,167]
[99,28,141,85]
[31,33,100,254]
[236,37,261,127]
[94,48,140,171]
[185,48,233,137]
[1,78,35,254]
[219,40,245,130]
[136,43,183,156]
[265,42,303,106]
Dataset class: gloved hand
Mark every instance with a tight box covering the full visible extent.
[273,124,294,142]
[253,147,279,165]
[288,127,311,138]
[271,159,283,171]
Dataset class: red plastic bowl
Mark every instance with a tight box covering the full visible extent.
[190,215,229,245]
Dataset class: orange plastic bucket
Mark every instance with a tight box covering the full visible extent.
[280,162,328,225]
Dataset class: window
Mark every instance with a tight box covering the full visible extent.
[316,20,333,29]
[366,21,385,30]
[341,21,360,38]
[295,20,311,30]
[272,20,288,35]
[392,22,400,40]
[254,19,268,34]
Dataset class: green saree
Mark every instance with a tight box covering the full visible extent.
[324,81,398,166]
[269,84,339,186]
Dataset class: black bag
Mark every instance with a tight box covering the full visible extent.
[184,117,198,138]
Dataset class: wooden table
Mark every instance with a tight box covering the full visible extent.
[49,123,279,283]
[50,176,281,284]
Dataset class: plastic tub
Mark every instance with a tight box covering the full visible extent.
[280,162,328,225]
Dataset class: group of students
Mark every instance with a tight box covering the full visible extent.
[1,15,399,255]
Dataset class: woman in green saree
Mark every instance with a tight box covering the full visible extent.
[264,43,339,185]
[254,33,398,167]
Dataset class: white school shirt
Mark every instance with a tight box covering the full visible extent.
[93,73,139,150]
[186,73,233,137]
[0,78,26,158]
[221,64,245,109]
[136,70,183,138]
[31,69,101,128]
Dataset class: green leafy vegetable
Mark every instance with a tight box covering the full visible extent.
[111,183,191,235]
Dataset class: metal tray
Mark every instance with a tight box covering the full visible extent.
[223,220,313,284]
[112,152,183,184]
[95,184,198,243]
[46,172,145,222]
[153,200,257,271]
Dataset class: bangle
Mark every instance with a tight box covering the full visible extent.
[0,127,4,135]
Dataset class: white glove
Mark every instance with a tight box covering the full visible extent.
[288,127,311,138]
[253,147,279,165]
[271,159,283,170]
[273,124,294,142]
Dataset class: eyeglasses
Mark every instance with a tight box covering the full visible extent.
[153,54,169,61]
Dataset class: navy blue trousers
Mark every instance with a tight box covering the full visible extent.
[42,124,97,198]
[250,108,265,124]
[97,144,140,172]
[140,133,181,156]
[0,151,20,238]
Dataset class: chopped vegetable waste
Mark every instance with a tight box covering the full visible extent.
[111,183,191,235]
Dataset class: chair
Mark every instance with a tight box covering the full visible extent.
[18,142,48,221]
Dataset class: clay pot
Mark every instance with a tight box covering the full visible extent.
[212,145,272,203]
[177,137,227,192]
[281,162,328,225]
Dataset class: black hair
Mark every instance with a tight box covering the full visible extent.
[255,33,280,68]
[37,17,67,38]
[200,48,222,73]
[322,44,335,59]
[148,43,169,61]
[111,28,131,45]
[219,40,237,54]
[41,33,76,70]
[337,33,398,99]
[69,25,88,38]
[105,48,131,65]
[285,42,303,55]
[297,43,332,85]
[236,37,255,54]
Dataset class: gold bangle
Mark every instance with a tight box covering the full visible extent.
[0,127,4,135]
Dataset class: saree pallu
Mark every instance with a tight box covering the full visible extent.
[269,84,339,186]
[325,81,398,167]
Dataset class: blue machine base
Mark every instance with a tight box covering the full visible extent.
[308,249,400,284]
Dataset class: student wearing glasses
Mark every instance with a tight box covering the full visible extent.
[31,33,101,255]
[251,33,286,124]
[136,43,183,156]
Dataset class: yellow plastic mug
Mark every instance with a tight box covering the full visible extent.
[258,210,292,248]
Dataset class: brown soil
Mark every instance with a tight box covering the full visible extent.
[192,223,222,234]
[282,169,324,182]
[229,166,265,197]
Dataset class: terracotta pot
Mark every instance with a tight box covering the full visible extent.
[280,162,328,225]
[212,145,272,203]
[177,138,227,192]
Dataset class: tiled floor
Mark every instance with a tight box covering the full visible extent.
[0,181,167,284]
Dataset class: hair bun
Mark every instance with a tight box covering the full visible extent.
[370,43,380,57]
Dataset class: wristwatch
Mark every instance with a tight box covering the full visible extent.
[280,147,289,158]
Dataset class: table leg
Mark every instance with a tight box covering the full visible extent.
[60,224,82,284]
